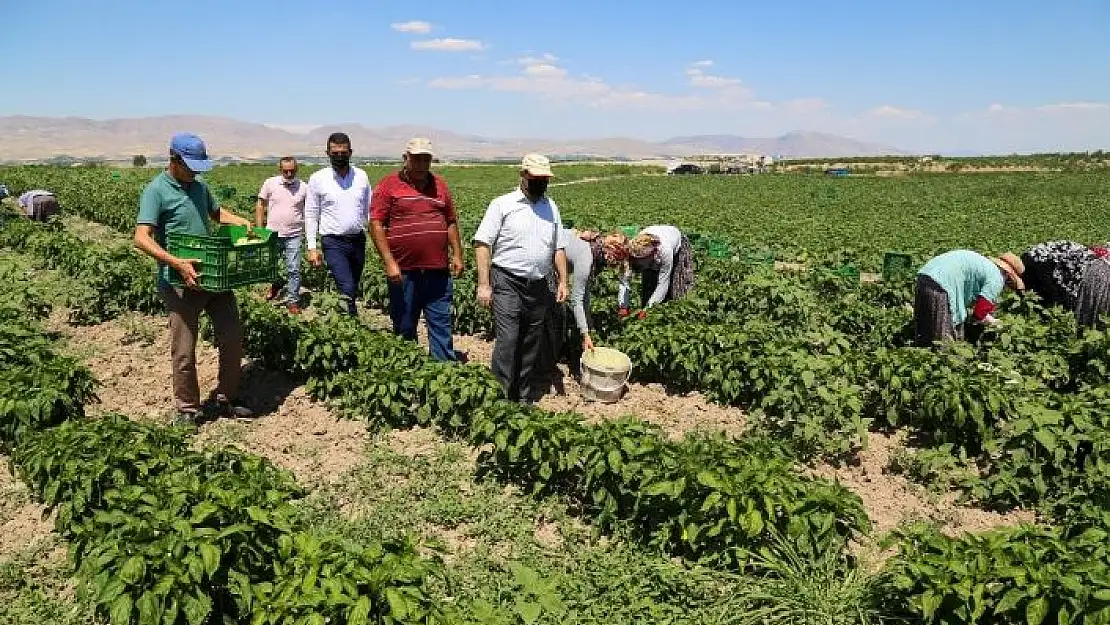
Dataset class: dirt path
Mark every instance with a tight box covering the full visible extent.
[51,310,369,489]
[550,172,662,187]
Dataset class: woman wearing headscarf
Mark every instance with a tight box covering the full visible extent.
[914,249,1025,347]
[543,227,627,379]
[616,225,695,317]
[1020,240,1110,329]
[562,228,628,350]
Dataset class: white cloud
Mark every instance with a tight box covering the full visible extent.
[691,59,713,67]
[1036,102,1110,113]
[988,103,1006,113]
[390,21,432,34]
[523,63,568,79]
[867,105,931,121]
[411,38,485,52]
[517,53,559,65]
[686,64,742,89]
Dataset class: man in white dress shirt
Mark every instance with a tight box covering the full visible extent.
[473,154,568,403]
[305,132,372,316]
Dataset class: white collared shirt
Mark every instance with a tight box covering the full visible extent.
[304,166,372,250]
[473,188,567,280]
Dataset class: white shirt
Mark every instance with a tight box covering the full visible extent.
[304,166,372,250]
[473,188,566,280]
[619,224,684,308]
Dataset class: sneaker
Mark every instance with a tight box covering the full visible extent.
[286,303,302,315]
[206,394,254,419]
[171,410,199,429]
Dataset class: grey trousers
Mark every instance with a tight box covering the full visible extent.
[492,266,554,402]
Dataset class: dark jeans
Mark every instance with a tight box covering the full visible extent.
[492,266,554,402]
[321,232,366,316]
[389,269,457,361]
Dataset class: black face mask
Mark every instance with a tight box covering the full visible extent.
[329,154,350,170]
[526,178,549,198]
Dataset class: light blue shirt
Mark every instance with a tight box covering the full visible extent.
[919,249,1005,325]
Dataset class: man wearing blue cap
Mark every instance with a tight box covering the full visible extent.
[133,132,255,428]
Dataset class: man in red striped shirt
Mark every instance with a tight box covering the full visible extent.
[370,138,465,361]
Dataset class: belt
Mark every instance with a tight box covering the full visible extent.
[494,265,548,286]
[322,231,365,240]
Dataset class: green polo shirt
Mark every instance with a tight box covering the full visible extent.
[136,171,220,285]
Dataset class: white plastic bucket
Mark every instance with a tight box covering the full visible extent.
[579,347,632,403]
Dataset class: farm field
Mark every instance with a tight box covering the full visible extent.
[3,163,1110,624]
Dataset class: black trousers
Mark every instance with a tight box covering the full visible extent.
[492,266,554,402]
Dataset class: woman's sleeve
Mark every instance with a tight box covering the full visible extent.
[645,247,674,307]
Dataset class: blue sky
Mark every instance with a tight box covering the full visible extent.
[2,0,1108,153]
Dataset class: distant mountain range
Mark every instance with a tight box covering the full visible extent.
[0,115,907,162]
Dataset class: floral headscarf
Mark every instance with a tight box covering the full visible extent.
[627,234,661,270]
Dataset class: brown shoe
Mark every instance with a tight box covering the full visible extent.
[266,284,282,301]
[287,303,302,315]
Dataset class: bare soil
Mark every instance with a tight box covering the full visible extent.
[811,431,1035,537]
[0,458,55,561]
[51,310,369,488]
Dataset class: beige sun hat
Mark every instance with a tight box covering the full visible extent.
[405,137,434,156]
[521,153,554,177]
[992,252,1026,291]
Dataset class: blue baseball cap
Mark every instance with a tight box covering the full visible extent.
[169,132,213,172]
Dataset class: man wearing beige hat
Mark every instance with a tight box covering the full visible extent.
[370,138,465,361]
[914,249,1025,347]
[473,154,569,402]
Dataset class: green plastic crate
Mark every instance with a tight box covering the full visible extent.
[708,240,733,259]
[167,225,278,292]
[834,264,861,282]
[620,224,641,238]
[882,251,914,282]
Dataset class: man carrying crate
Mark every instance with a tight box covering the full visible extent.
[133,132,255,428]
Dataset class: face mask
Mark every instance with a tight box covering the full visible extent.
[526,178,549,198]
[329,154,350,169]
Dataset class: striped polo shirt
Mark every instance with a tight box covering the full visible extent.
[370,171,457,270]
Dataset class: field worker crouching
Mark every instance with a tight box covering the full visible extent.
[474,154,569,403]
[370,138,465,361]
[305,132,372,317]
[914,249,1025,348]
[616,224,695,318]
[132,132,255,428]
[18,189,61,222]
[255,156,307,314]
[549,227,629,372]
[1020,240,1110,330]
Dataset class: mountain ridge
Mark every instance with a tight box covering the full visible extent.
[0,115,907,161]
